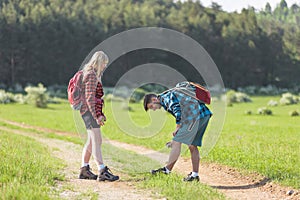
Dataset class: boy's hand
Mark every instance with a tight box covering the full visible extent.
[172,124,181,136]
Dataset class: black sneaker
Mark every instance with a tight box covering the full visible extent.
[150,167,169,175]
[79,165,98,180]
[183,172,199,182]
[98,166,119,182]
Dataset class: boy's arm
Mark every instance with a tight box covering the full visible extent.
[161,92,182,136]
[167,92,182,125]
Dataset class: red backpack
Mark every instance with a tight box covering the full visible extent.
[189,82,211,104]
[174,81,211,104]
[67,70,84,110]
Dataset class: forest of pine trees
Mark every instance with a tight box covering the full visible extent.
[0,0,299,89]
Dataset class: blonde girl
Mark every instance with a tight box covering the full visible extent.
[79,51,119,181]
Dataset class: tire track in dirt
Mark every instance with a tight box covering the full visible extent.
[0,119,299,200]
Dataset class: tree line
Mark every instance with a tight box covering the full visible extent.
[0,0,299,90]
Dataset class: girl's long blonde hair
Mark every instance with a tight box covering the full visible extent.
[82,51,109,80]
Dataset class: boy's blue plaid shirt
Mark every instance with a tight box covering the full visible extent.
[158,90,212,125]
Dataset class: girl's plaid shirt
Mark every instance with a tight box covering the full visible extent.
[80,71,104,120]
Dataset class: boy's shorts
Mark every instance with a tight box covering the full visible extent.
[173,115,210,146]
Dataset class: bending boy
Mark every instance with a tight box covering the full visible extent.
[143,86,212,181]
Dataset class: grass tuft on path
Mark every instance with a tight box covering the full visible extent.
[142,174,225,200]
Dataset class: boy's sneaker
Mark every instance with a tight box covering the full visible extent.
[79,165,98,180]
[183,172,199,182]
[98,166,119,182]
[150,167,169,175]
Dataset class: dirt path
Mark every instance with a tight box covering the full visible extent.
[0,119,299,200]
[0,126,162,200]
[109,141,299,200]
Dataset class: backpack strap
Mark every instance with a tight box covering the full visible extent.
[160,81,210,104]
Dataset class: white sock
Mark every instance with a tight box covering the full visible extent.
[98,164,105,171]
[164,167,171,174]
[191,172,198,177]
[82,162,89,167]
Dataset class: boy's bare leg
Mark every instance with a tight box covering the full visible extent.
[166,141,182,171]
[189,145,199,172]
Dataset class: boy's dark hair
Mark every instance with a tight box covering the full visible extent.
[143,93,157,111]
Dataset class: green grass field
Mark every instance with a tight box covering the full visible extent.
[208,96,300,187]
[0,96,299,189]
[0,131,64,199]
[0,101,226,199]
[0,125,226,200]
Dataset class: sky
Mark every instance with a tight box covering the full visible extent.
[198,0,300,12]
